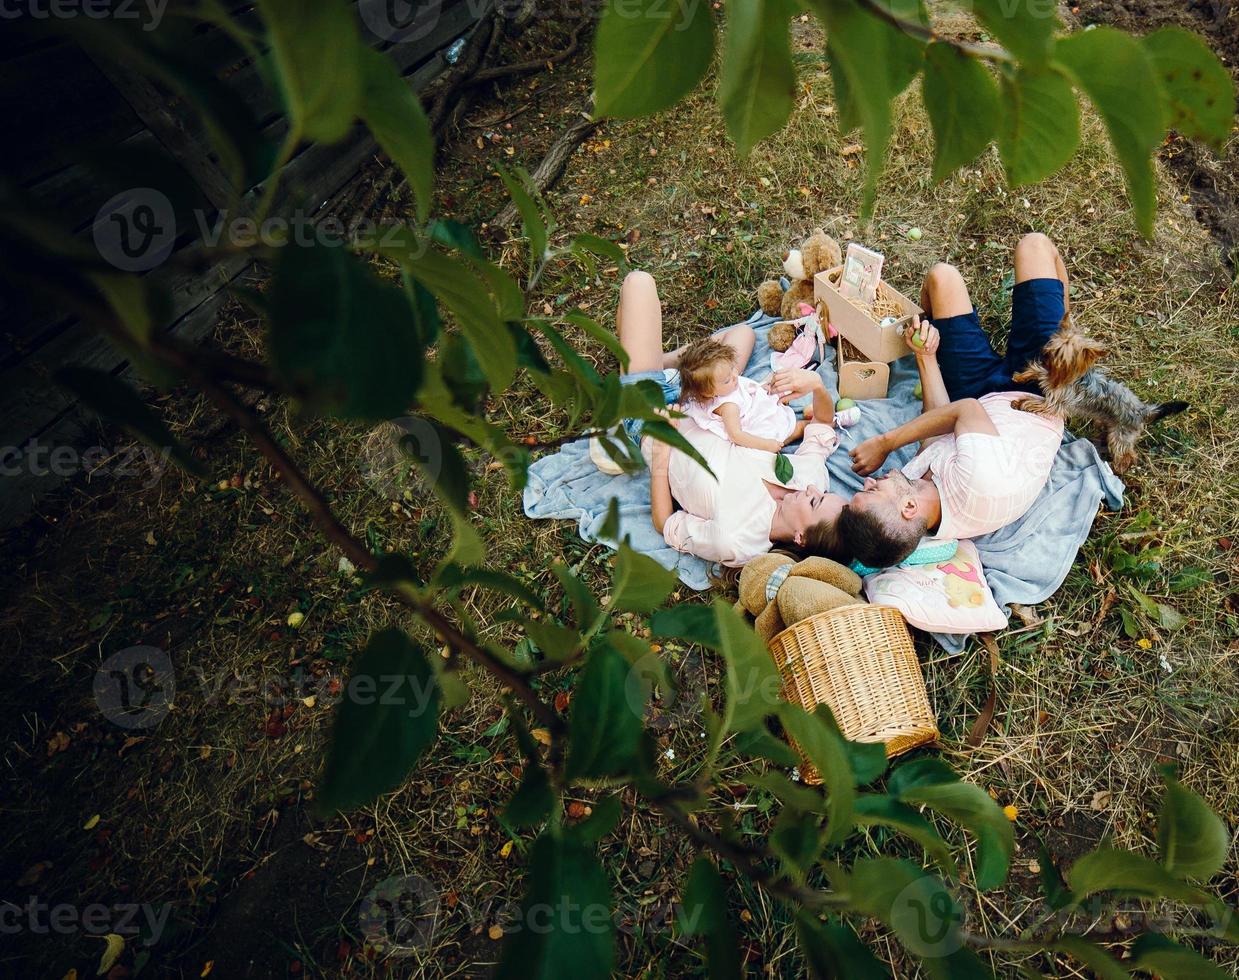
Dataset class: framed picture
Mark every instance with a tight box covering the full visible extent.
[839,243,884,305]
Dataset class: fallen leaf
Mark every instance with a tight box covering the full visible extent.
[200,962,214,977]
[566,800,587,819]
[553,691,570,713]
[83,814,101,831]
[488,925,504,941]
[499,840,514,859]
[1002,805,1018,822]
[97,934,124,975]
[47,732,70,757]
[840,144,863,156]
[530,728,551,746]
[1089,790,1112,811]
[17,861,52,887]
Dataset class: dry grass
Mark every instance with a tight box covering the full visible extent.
[2,10,1238,978]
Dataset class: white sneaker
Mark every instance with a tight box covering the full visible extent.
[589,431,625,475]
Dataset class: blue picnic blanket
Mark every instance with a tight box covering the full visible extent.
[522,311,1124,652]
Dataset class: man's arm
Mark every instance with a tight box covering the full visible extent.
[850,398,998,475]
[906,318,949,413]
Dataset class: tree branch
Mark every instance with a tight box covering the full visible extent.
[848,0,1014,63]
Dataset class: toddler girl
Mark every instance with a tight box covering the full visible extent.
[677,337,809,453]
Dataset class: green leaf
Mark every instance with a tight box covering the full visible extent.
[525,619,581,663]
[716,600,783,733]
[1034,837,1075,910]
[922,42,1001,181]
[1051,937,1129,980]
[920,947,996,980]
[572,795,623,844]
[1066,846,1214,904]
[679,857,742,980]
[565,642,644,780]
[504,761,555,828]
[54,366,204,477]
[259,0,361,143]
[853,795,956,877]
[1057,27,1165,236]
[568,235,629,269]
[650,604,721,648]
[812,0,921,217]
[610,543,678,613]
[593,0,716,118]
[317,628,439,814]
[797,912,891,979]
[850,858,964,961]
[527,319,602,388]
[498,168,549,278]
[562,312,629,370]
[641,418,714,476]
[552,562,603,627]
[747,770,826,812]
[1158,771,1229,880]
[777,704,855,846]
[844,736,889,786]
[496,832,614,978]
[717,0,798,156]
[358,47,434,223]
[888,758,1013,891]
[774,452,794,484]
[1143,27,1236,150]
[266,242,424,420]
[1169,566,1212,593]
[435,564,545,611]
[998,66,1080,187]
[1128,934,1232,980]
[771,807,826,878]
[400,246,517,391]
[1157,602,1187,631]
[735,728,801,768]
[968,0,1056,65]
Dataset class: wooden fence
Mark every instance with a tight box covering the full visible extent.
[0,0,488,528]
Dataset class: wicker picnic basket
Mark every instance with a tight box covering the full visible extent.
[768,603,938,784]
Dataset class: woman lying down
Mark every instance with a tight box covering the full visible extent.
[614,271,847,566]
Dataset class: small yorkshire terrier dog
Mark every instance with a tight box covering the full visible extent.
[1013,315,1188,473]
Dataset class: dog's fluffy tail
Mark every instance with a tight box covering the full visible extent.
[1146,400,1189,423]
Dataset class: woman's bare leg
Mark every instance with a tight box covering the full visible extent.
[617,270,665,374]
[1013,231,1070,316]
[663,323,756,370]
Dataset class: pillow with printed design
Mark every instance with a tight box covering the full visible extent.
[862,539,1007,634]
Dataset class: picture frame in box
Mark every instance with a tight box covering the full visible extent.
[814,265,922,364]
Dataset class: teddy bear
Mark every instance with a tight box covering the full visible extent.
[757,229,842,329]
[737,553,864,643]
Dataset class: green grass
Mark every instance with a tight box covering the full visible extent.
[2,12,1238,978]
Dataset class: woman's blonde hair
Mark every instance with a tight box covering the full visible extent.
[677,337,736,404]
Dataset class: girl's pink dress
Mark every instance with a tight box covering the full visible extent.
[683,375,797,445]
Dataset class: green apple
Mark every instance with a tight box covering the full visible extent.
[909,331,925,349]
[836,398,856,411]
[913,381,923,399]
[907,227,923,241]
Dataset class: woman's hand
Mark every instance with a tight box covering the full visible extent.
[850,434,890,476]
[904,315,940,357]
[765,368,823,404]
